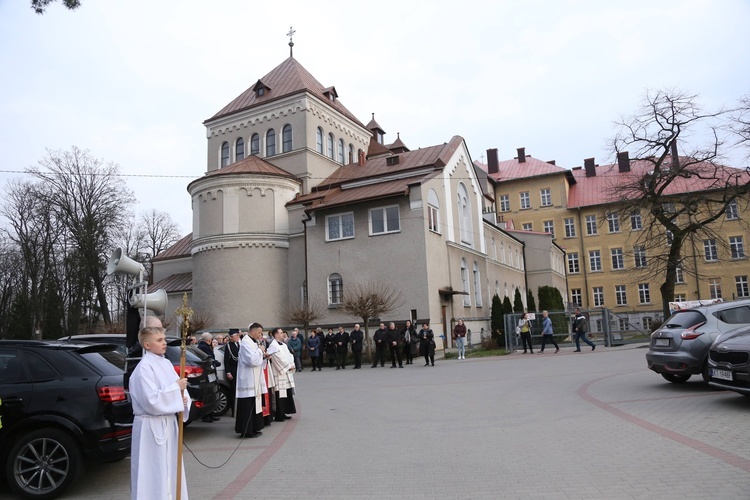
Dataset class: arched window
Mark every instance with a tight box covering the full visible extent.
[427,189,440,233]
[327,133,334,159]
[338,139,345,164]
[220,141,230,167]
[316,127,324,154]
[250,133,260,155]
[348,144,355,164]
[235,138,245,161]
[473,261,482,307]
[328,273,343,305]
[282,124,292,153]
[457,183,472,246]
[266,129,276,157]
[461,258,471,307]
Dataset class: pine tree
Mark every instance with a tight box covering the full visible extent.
[490,294,503,344]
[526,290,537,313]
[513,288,524,313]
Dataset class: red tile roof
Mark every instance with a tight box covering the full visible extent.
[152,233,192,262]
[567,157,750,208]
[197,154,299,181]
[151,272,192,293]
[476,156,569,183]
[206,57,365,128]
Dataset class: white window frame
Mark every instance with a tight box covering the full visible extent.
[328,273,343,305]
[567,253,580,274]
[326,212,355,241]
[458,183,473,246]
[630,211,642,231]
[586,215,598,235]
[638,283,651,304]
[461,258,471,307]
[709,278,722,299]
[564,218,576,238]
[634,246,647,268]
[571,289,582,307]
[427,189,440,233]
[615,285,627,306]
[499,194,510,212]
[369,205,401,236]
[589,250,602,272]
[522,223,533,231]
[520,191,530,209]
[543,220,554,238]
[736,276,749,298]
[316,127,324,154]
[607,213,620,233]
[611,248,624,270]
[730,236,745,259]
[593,287,604,307]
[473,262,483,308]
[540,188,551,207]
[704,239,718,261]
[726,199,739,220]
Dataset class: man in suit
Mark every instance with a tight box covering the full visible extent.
[349,324,364,369]
[386,322,403,368]
[335,326,349,370]
[224,329,240,417]
[371,322,387,368]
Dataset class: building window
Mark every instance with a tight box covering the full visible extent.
[236,138,245,161]
[220,141,230,167]
[461,259,471,307]
[586,215,597,235]
[522,223,533,231]
[709,278,722,299]
[736,276,749,298]
[615,285,627,306]
[338,139,345,164]
[675,266,684,284]
[282,124,292,153]
[634,246,647,268]
[543,220,554,238]
[611,248,624,270]
[316,127,324,154]
[674,293,687,302]
[326,213,355,241]
[349,144,355,164]
[327,133,335,159]
[593,287,604,307]
[618,318,629,331]
[369,205,400,235]
[250,133,260,155]
[458,183,473,246]
[473,262,483,307]
[571,289,582,307]
[567,253,580,274]
[638,283,651,304]
[564,218,576,238]
[540,188,551,207]
[607,213,620,233]
[726,199,739,220]
[631,211,642,231]
[265,129,276,156]
[589,250,601,272]
[520,192,530,209]
[328,273,343,305]
[730,236,745,259]
[642,317,653,331]
[499,194,510,212]
[427,189,440,233]
[704,239,718,261]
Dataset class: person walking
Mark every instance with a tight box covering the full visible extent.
[418,323,436,366]
[572,307,596,352]
[307,328,322,371]
[538,310,560,353]
[400,320,417,365]
[453,318,467,360]
[518,313,534,354]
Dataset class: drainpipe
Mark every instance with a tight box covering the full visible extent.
[577,207,590,308]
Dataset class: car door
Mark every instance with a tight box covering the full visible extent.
[0,348,34,431]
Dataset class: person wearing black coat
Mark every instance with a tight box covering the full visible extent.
[349,324,364,369]
[386,322,403,368]
[307,329,322,371]
[334,326,349,369]
[223,330,241,416]
[400,320,417,365]
[419,323,436,366]
[324,329,336,367]
[371,322,387,368]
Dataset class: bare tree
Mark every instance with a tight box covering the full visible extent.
[0,235,23,338]
[610,89,750,318]
[140,209,181,283]
[281,295,327,339]
[341,280,405,357]
[31,0,81,14]
[29,147,135,325]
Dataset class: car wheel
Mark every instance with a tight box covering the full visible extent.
[6,428,83,500]
[213,385,230,417]
[661,373,691,383]
[701,361,711,384]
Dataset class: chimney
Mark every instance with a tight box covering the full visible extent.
[517,147,526,163]
[617,151,630,172]
[487,148,499,174]
[358,150,366,166]
[670,140,679,170]
[584,157,596,177]
[547,160,556,165]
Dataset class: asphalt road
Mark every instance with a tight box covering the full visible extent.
[28,345,750,499]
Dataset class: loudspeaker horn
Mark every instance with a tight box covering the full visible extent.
[130,288,168,316]
[107,248,145,277]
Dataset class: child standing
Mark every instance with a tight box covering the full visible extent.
[129,321,191,499]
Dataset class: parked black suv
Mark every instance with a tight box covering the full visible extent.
[59,334,220,423]
[0,340,132,499]
[707,325,750,397]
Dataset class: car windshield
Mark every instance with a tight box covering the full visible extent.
[663,310,706,328]
[164,346,203,365]
[80,350,126,374]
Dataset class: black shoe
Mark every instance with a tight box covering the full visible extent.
[555,348,560,353]
[336,367,340,370]
[431,363,435,366]
[202,417,214,423]
[592,345,596,351]
[371,365,377,368]
[284,415,292,420]
[424,363,429,366]
[245,431,262,438]
[212,415,221,421]
[274,417,286,422]
[390,365,396,368]
[574,349,581,352]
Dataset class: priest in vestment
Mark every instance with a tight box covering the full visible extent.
[267,328,297,422]
[235,322,266,438]
[129,323,191,500]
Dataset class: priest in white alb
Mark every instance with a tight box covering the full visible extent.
[267,327,297,422]
[235,322,266,438]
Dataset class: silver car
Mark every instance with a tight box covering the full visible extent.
[707,325,750,396]
[646,299,750,383]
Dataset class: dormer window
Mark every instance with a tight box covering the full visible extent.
[258,87,265,96]
[377,131,385,145]
[252,79,271,98]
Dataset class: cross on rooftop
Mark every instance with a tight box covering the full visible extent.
[287,26,296,57]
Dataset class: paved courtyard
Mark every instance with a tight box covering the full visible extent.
[39,345,750,499]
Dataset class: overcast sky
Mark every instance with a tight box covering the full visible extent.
[1,0,748,236]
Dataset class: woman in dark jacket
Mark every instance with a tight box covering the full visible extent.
[400,320,417,365]
[307,328,322,371]
[418,323,436,366]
